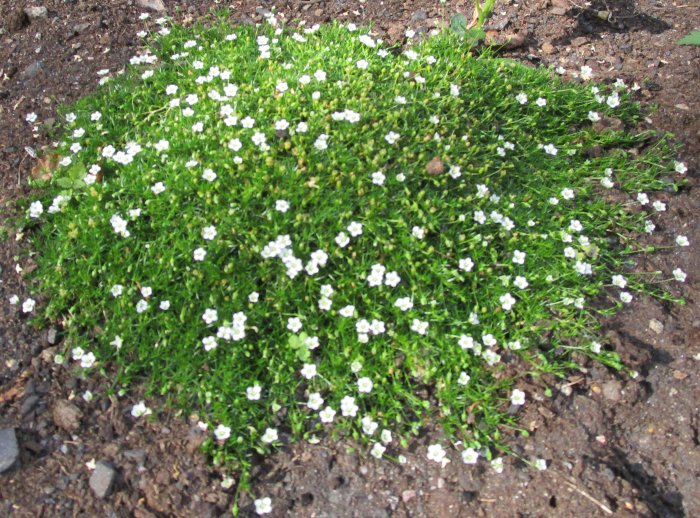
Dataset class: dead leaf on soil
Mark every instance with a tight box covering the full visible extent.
[31,152,60,182]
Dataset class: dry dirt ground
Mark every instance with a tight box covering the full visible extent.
[0,1,699,517]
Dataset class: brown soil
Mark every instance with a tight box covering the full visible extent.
[1,1,698,517]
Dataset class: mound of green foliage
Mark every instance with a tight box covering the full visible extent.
[21,17,684,473]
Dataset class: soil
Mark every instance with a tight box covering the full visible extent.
[1,1,698,517]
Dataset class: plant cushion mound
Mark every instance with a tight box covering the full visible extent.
[25,19,679,467]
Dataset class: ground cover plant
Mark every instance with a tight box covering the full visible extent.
[15,12,689,509]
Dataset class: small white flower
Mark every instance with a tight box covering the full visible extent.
[131,401,152,418]
[535,458,548,471]
[459,258,474,272]
[620,291,633,304]
[462,447,479,464]
[261,428,278,444]
[491,457,504,473]
[287,317,302,332]
[202,308,218,324]
[427,444,449,466]
[202,225,217,240]
[543,144,558,156]
[340,395,359,417]
[385,131,400,145]
[499,293,516,311]
[516,92,528,104]
[458,372,471,385]
[371,171,386,186]
[356,59,369,70]
[300,363,317,380]
[135,299,149,314]
[319,406,336,423]
[395,297,413,312]
[672,268,687,282]
[588,111,600,122]
[347,221,363,237]
[512,250,526,265]
[162,301,173,312]
[535,97,547,107]
[514,276,528,289]
[80,352,96,369]
[202,336,218,351]
[357,377,373,393]
[214,424,231,441]
[28,201,43,219]
[612,274,627,288]
[652,200,666,212]
[275,200,289,213]
[676,235,689,247]
[674,161,687,175]
[151,182,166,195]
[22,298,36,313]
[410,318,429,335]
[412,226,425,240]
[459,335,474,350]
[201,168,217,182]
[561,188,575,200]
[511,389,526,406]
[370,443,386,459]
[307,392,324,410]
[339,305,355,318]
[193,248,207,261]
[579,65,593,80]
[246,385,262,401]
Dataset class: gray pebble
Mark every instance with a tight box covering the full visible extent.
[0,428,19,473]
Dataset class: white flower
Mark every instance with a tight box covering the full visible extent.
[620,291,633,304]
[131,401,152,418]
[140,286,152,298]
[135,299,149,314]
[340,395,359,417]
[202,308,218,324]
[9,295,19,305]
[300,363,317,380]
[575,261,593,276]
[335,232,350,248]
[202,168,217,182]
[22,298,36,313]
[357,377,373,393]
[395,297,413,312]
[459,258,474,272]
[151,182,166,195]
[319,406,336,423]
[579,65,593,80]
[80,352,96,369]
[499,293,516,311]
[482,334,497,347]
[676,235,689,247]
[241,116,255,129]
[276,81,288,93]
[535,458,548,471]
[314,69,327,81]
[202,225,217,240]
[536,97,547,107]
[261,428,278,444]
[385,131,400,145]
[314,134,329,150]
[110,335,123,350]
[82,390,94,402]
[320,284,334,298]
[543,144,558,156]
[410,318,429,335]
[214,424,231,441]
[491,457,504,473]
[652,200,666,212]
[275,199,289,213]
[28,201,43,218]
[612,274,627,288]
[459,335,474,350]
[601,177,614,188]
[287,317,302,332]
[606,92,620,108]
[246,385,262,401]
[339,305,355,318]
[370,443,386,459]
[516,92,528,104]
[512,250,526,265]
[412,226,425,240]
[513,276,528,289]
[395,95,407,104]
[356,59,369,70]
[462,448,479,464]
[193,248,207,261]
[347,221,363,237]
[371,171,385,186]
[511,389,526,406]
[674,161,687,175]
[672,268,687,282]
[588,111,600,122]
[427,444,449,466]
[307,392,324,410]
[202,336,218,351]
[25,112,38,123]
[318,297,332,311]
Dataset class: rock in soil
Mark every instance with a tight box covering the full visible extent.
[52,399,82,432]
[89,461,117,498]
[24,6,48,19]
[0,428,20,473]
[136,0,166,12]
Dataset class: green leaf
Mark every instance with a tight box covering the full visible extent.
[677,31,700,45]
[450,13,468,35]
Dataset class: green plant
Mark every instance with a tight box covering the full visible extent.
[17,17,688,498]
[677,30,700,45]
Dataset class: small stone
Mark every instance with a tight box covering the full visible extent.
[19,61,44,81]
[24,6,48,19]
[0,428,20,473]
[672,370,688,381]
[551,7,567,15]
[89,461,117,498]
[123,449,146,464]
[601,380,622,402]
[411,10,428,22]
[426,157,445,176]
[648,319,664,334]
[136,0,166,12]
[402,489,416,503]
[20,395,40,417]
[52,400,82,432]
[542,41,556,55]
[47,327,58,345]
